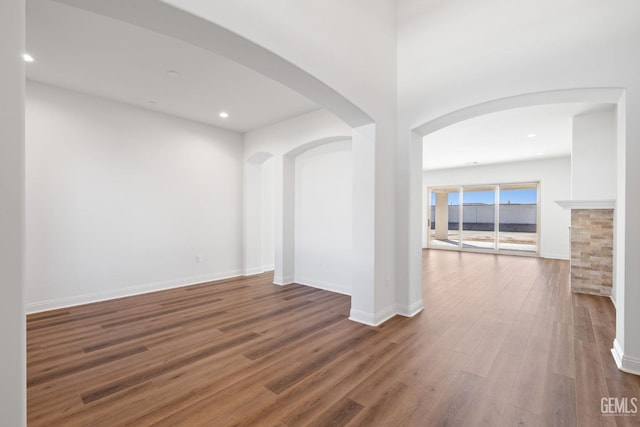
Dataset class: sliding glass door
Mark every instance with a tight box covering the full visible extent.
[427,182,538,255]
[498,184,538,253]
[429,188,460,249]
[461,186,496,250]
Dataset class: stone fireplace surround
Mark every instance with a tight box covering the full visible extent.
[556,200,615,297]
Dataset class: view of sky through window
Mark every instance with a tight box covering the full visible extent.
[430,188,537,205]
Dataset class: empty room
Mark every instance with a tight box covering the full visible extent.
[2,0,640,425]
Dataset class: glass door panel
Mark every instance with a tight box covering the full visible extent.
[498,186,537,252]
[447,190,461,247]
[461,187,495,250]
[428,188,460,249]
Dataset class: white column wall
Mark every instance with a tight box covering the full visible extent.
[395,131,424,316]
[571,109,617,200]
[350,125,378,322]
[244,161,265,275]
[261,158,275,271]
[614,90,640,375]
[244,153,275,275]
[0,0,26,423]
[272,154,296,285]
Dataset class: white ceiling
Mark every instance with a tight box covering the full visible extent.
[25,0,320,133]
[422,103,614,171]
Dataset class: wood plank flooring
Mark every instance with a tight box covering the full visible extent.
[27,250,640,426]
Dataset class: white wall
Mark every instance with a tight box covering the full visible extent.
[25,81,244,312]
[0,0,26,423]
[572,108,617,200]
[423,157,571,259]
[261,157,275,271]
[295,140,352,294]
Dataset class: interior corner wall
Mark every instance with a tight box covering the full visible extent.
[422,156,571,259]
[571,108,617,200]
[294,140,353,295]
[0,0,26,423]
[25,81,244,312]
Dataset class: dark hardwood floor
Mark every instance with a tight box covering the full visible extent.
[27,250,640,426]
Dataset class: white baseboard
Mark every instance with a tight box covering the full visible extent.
[396,299,425,317]
[294,277,351,296]
[26,269,243,314]
[244,266,274,276]
[273,275,294,286]
[612,339,640,376]
[243,267,264,276]
[541,252,570,260]
[349,305,396,327]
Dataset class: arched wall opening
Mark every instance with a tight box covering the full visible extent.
[293,139,353,295]
[408,87,628,371]
[245,136,353,296]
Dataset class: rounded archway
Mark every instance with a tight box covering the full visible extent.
[406,87,629,370]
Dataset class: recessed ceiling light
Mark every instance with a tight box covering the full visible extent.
[527,134,537,138]
[537,152,544,156]
[219,112,229,118]
[23,53,34,63]
[166,70,180,77]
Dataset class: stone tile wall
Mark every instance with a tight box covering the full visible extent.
[571,209,614,296]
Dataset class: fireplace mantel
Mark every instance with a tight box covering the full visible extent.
[555,199,616,210]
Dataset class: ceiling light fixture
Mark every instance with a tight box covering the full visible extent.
[537,152,544,156]
[219,112,229,118]
[23,53,34,63]
[527,134,537,138]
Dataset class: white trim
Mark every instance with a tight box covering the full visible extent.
[349,305,396,327]
[273,275,294,286]
[243,265,274,276]
[26,269,243,314]
[555,199,616,210]
[541,252,570,260]
[612,339,640,376]
[609,295,617,309]
[293,278,351,296]
[396,300,425,317]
